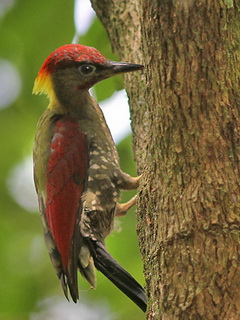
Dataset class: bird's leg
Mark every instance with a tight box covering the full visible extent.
[113,171,142,217]
[115,195,138,217]
[114,171,142,190]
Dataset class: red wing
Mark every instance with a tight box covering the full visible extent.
[46,117,88,274]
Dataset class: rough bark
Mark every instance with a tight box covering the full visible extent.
[91,0,240,319]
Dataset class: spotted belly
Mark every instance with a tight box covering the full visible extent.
[80,173,120,240]
[80,204,116,241]
[79,139,122,240]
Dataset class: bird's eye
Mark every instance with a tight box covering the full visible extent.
[78,64,96,76]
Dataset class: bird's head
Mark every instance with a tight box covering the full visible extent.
[33,44,143,105]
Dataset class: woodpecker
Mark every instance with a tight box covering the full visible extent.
[32,44,146,311]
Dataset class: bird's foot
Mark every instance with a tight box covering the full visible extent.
[115,195,138,217]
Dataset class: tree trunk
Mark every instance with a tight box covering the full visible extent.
[91,0,240,319]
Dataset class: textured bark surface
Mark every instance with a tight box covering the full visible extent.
[91,0,240,319]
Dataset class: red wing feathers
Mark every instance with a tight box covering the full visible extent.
[46,117,88,273]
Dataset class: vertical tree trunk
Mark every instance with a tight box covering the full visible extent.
[91,0,240,319]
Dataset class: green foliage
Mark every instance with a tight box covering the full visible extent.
[0,1,145,319]
[224,0,234,9]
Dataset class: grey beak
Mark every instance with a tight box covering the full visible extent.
[109,61,144,74]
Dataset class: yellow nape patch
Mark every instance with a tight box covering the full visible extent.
[32,71,57,105]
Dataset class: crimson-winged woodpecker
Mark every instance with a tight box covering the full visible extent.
[33,44,146,312]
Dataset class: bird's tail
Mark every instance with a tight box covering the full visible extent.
[86,239,147,312]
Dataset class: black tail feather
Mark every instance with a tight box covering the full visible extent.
[87,239,147,312]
